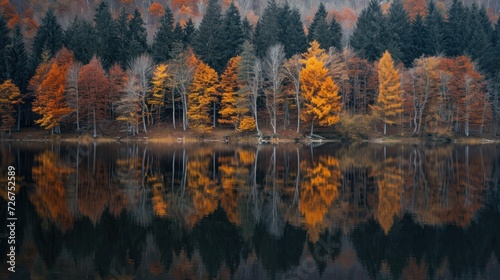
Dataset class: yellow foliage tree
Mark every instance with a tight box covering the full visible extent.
[300,51,342,136]
[299,155,341,242]
[371,50,404,135]
[0,80,22,134]
[187,62,219,132]
[219,56,250,130]
[148,63,171,124]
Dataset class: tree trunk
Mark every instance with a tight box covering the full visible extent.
[172,93,176,129]
[93,107,97,137]
[17,104,21,132]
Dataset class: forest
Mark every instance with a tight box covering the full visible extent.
[0,0,499,139]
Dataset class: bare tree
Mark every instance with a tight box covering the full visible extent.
[169,49,197,131]
[129,54,153,134]
[248,59,263,137]
[66,62,82,131]
[283,54,302,133]
[264,44,285,135]
[116,74,141,135]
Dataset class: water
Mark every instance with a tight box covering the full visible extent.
[1,142,499,280]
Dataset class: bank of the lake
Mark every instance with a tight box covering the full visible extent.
[1,126,499,144]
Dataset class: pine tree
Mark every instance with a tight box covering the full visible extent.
[188,62,219,132]
[6,25,29,92]
[444,0,466,57]
[31,9,63,67]
[329,16,342,51]
[386,0,412,66]
[308,3,327,43]
[0,14,9,83]
[94,2,119,69]
[410,14,430,61]
[253,0,282,57]
[281,6,307,58]
[64,18,96,64]
[300,44,341,136]
[424,0,444,55]
[350,0,386,62]
[241,17,253,42]
[0,80,22,134]
[219,2,244,70]
[370,51,404,135]
[116,9,131,68]
[465,4,495,77]
[183,18,195,46]
[151,6,175,63]
[173,22,184,44]
[128,9,148,58]
[192,0,224,72]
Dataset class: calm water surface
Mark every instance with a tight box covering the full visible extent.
[1,142,499,280]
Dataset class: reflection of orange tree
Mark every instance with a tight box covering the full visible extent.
[30,151,74,232]
[299,155,341,242]
[375,157,404,234]
[186,148,218,227]
[77,159,110,224]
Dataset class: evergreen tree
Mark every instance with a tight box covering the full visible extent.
[31,9,63,68]
[409,14,430,61]
[151,6,175,63]
[253,0,282,57]
[173,23,184,44]
[0,14,9,82]
[281,6,307,58]
[94,2,119,69]
[64,18,97,64]
[308,3,327,42]
[241,17,253,42]
[386,0,412,66]
[192,0,224,72]
[6,25,29,93]
[116,9,130,67]
[444,0,466,57]
[219,2,244,70]
[465,4,495,77]
[329,16,342,51]
[183,18,196,46]
[350,0,386,62]
[128,9,148,58]
[424,0,444,55]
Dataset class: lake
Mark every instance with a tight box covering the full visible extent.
[0,142,499,279]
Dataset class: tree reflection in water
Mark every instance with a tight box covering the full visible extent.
[0,142,499,279]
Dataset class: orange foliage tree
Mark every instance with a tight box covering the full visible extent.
[300,41,342,136]
[78,57,111,137]
[149,2,165,18]
[371,50,404,135]
[0,80,22,133]
[187,61,219,132]
[403,0,427,20]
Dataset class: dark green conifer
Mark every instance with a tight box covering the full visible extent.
[151,6,175,63]
[350,0,386,61]
[424,0,444,55]
[94,2,120,69]
[64,18,97,64]
[0,13,10,82]
[31,9,63,68]
[253,0,282,57]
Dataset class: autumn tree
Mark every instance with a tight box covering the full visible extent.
[78,57,111,137]
[300,41,342,136]
[108,64,127,120]
[370,50,404,135]
[187,62,219,132]
[0,80,22,134]
[264,44,285,135]
[148,63,171,124]
[128,54,153,133]
[65,62,82,131]
[219,56,242,129]
[116,74,141,135]
[283,54,302,133]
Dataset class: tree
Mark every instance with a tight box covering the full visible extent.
[148,63,171,124]
[279,3,307,58]
[128,9,148,59]
[283,54,302,133]
[192,0,224,72]
[64,18,96,64]
[424,0,444,55]
[116,74,141,135]
[128,54,153,133]
[151,6,175,63]
[31,9,63,68]
[108,64,127,121]
[329,16,343,51]
[264,44,285,135]
[183,18,195,46]
[0,14,9,83]
[65,62,82,131]
[94,2,119,69]
[386,0,412,66]
[78,57,110,137]
[32,62,73,133]
[219,56,244,129]
[0,80,22,134]
[444,0,466,57]
[187,62,219,132]
[238,41,262,135]
[253,0,281,58]
[350,0,386,62]
[308,3,330,49]
[370,51,404,135]
[403,0,427,20]
[219,2,244,70]
[6,25,29,92]
[409,14,430,61]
